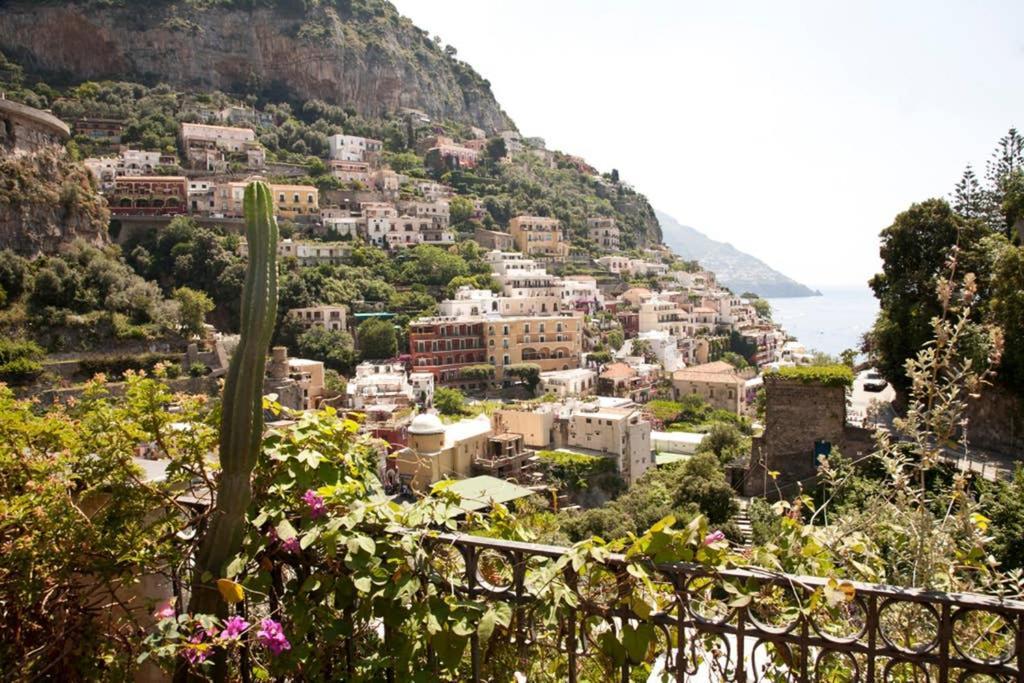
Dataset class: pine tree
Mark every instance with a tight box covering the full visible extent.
[983,128,1024,235]
[952,164,985,219]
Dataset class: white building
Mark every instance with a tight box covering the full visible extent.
[558,276,603,313]
[616,329,684,372]
[327,133,383,162]
[566,406,652,485]
[539,368,596,397]
[638,296,692,338]
[347,362,416,410]
[438,287,502,317]
[627,259,669,277]
[288,305,347,332]
[597,255,630,274]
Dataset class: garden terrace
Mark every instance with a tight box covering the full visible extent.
[417,533,1024,682]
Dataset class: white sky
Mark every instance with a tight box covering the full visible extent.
[390,0,1024,288]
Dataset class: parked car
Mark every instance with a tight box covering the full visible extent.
[864,377,888,392]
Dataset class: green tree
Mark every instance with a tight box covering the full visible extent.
[868,199,989,390]
[297,327,359,374]
[400,245,469,287]
[696,423,746,465]
[357,317,398,360]
[449,195,475,225]
[434,386,467,416]
[989,243,1024,389]
[605,329,624,351]
[172,287,214,337]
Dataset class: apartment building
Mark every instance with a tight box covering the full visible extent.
[215,180,319,219]
[487,250,565,315]
[597,255,630,274]
[347,362,417,410]
[484,314,583,378]
[638,296,692,338]
[587,216,621,251]
[85,149,180,190]
[558,276,603,313]
[474,227,515,251]
[425,139,480,170]
[413,180,452,202]
[539,368,597,397]
[241,239,350,265]
[627,259,669,277]
[180,122,261,171]
[361,202,399,246]
[508,215,570,258]
[408,317,488,384]
[329,160,371,185]
[107,176,188,216]
[671,361,746,414]
[617,329,684,372]
[327,133,383,162]
[398,199,450,228]
[438,288,502,318]
[567,406,652,485]
[288,305,347,332]
[386,215,427,249]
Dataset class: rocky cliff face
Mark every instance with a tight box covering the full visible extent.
[0,0,513,133]
[0,149,109,255]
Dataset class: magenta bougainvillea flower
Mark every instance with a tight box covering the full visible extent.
[704,530,726,546]
[257,618,291,656]
[220,615,250,640]
[184,631,212,664]
[302,489,327,518]
[281,536,301,553]
[153,598,176,620]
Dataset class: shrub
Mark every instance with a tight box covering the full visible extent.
[767,364,854,388]
[536,450,616,490]
[0,356,44,385]
[434,386,467,416]
[78,353,179,380]
[188,362,208,378]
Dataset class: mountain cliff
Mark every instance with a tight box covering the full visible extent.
[0,0,513,133]
[656,209,819,298]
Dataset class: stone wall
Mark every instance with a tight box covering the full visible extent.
[964,387,1024,455]
[744,376,874,499]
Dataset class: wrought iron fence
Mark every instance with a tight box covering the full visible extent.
[424,532,1024,682]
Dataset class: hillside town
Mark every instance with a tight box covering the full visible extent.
[2,2,1023,679]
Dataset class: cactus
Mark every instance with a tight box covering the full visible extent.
[186,181,278,630]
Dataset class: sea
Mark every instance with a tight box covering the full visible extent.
[765,286,878,358]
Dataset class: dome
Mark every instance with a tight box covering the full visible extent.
[408,413,445,435]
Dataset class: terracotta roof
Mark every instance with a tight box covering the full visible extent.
[672,361,743,384]
[600,362,636,380]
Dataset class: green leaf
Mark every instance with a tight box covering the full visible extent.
[225,556,246,579]
[431,631,468,671]
[276,518,297,541]
[353,576,372,593]
[622,623,655,664]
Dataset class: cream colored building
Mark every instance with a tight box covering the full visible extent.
[638,296,692,338]
[288,305,347,332]
[508,216,569,258]
[394,413,492,491]
[215,180,318,219]
[288,358,325,411]
[539,368,597,397]
[567,406,652,485]
[492,408,557,449]
[671,361,745,414]
[484,314,583,378]
[587,216,621,250]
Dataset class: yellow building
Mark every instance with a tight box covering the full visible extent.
[215,179,319,219]
[671,361,746,414]
[393,414,492,491]
[508,215,569,258]
[484,314,583,378]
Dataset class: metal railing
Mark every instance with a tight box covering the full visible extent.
[420,532,1024,682]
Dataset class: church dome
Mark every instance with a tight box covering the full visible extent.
[408,413,445,435]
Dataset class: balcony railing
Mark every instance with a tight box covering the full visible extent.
[412,532,1024,682]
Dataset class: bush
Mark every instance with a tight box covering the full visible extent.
[434,387,467,416]
[0,356,44,385]
[78,353,179,380]
[644,399,685,423]
[767,364,854,387]
[188,362,207,378]
[536,450,616,490]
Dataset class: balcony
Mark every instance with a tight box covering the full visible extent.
[413,532,1024,682]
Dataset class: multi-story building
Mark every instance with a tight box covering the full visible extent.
[288,305,347,332]
[287,358,326,411]
[320,207,362,238]
[408,317,488,384]
[361,202,399,246]
[567,406,652,485]
[329,160,371,186]
[347,362,417,410]
[627,259,669,277]
[617,329,684,372]
[84,149,180,190]
[215,180,319,219]
[424,137,480,170]
[107,176,188,215]
[671,361,746,414]
[398,199,450,229]
[385,215,427,249]
[413,180,452,202]
[484,313,583,378]
[393,413,493,490]
[327,133,383,162]
[180,122,259,169]
[598,255,630,274]
[558,276,604,313]
[587,216,621,250]
[72,118,123,144]
[242,239,350,265]
[371,168,402,194]
[188,179,216,214]
[539,368,597,397]
[474,227,515,251]
[438,288,502,318]
[736,324,785,367]
[508,216,569,259]
[638,296,692,338]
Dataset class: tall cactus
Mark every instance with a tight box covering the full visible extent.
[186,181,277,647]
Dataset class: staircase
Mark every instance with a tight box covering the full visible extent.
[732,497,753,549]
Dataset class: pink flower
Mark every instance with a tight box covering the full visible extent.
[704,530,726,546]
[302,489,326,518]
[153,598,176,620]
[184,630,211,664]
[281,536,301,553]
[220,615,249,640]
[257,618,291,656]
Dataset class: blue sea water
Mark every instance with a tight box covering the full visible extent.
[765,286,878,357]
